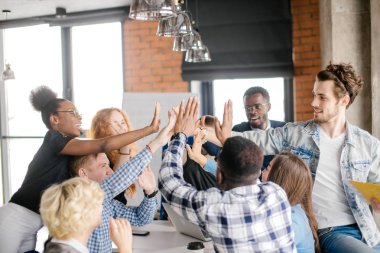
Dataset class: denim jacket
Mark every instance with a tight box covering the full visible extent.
[233,120,380,247]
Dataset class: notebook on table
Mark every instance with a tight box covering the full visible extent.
[162,203,212,242]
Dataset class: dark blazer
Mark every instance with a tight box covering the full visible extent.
[232,120,286,169]
[232,120,286,132]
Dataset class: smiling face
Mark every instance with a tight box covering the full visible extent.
[311,80,348,124]
[244,93,271,130]
[81,153,114,183]
[107,110,129,135]
[51,100,82,137]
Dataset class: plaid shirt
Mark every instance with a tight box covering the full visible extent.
[159,134,295,253]
[88,148,158,253]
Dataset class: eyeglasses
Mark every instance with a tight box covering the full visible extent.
[56,109,82,117]
[244,103,268,112]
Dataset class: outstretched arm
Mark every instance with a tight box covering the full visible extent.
[61,103,161,155]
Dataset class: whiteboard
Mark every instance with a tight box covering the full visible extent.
[122,92,197,206]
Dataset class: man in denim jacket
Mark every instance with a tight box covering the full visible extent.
[207,63,380,253]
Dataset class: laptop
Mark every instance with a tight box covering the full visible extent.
[162,203,212,242]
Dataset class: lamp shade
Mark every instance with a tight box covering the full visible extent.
[173,34,193,51]
[185,46,211,63]
[157,11,193,37]
[129,0,176,20]
[2,64,15,81]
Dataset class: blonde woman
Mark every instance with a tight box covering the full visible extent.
[40,177,132,253]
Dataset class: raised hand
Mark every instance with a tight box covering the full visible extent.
[174,97,200,137]
[137,165,156,195]
[215,100,233,145]
[109,218,132,253]
[149,102,161,133]
[186,130,207,168]
[148,108,177,153]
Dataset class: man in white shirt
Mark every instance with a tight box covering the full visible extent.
[207,63,380,253]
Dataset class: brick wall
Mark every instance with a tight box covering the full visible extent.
[123,20,189,92]
[291,0,321,121]
[123,0,321,120]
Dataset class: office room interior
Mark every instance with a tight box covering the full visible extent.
[0,0,380,252]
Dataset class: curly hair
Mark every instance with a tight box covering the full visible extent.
[40,177,104,240]
[29,85,67,129]
[88,108,139,196]
[317,63,363,108]
[268,152,320,253]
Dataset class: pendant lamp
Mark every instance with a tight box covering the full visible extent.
[1,10,15,81]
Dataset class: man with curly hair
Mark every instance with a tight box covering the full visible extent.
[207,63,380,253]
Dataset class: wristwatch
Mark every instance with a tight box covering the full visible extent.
[144,189,158,199]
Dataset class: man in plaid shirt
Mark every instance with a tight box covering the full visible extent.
[70,104,177,253]
[159,97,295,253]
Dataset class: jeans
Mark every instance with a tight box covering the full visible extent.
[318,224,380,253]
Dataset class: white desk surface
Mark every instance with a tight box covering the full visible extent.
[37,221,214,253]
[122,220,215,253]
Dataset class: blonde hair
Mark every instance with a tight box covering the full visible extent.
[40,177,104,240]
[88,108,138,196]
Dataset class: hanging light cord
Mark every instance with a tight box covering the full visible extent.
[2,10,10,64]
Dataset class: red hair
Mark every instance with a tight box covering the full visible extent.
[88,108,139,196]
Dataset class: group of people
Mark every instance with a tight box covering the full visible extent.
[0,62,379,253]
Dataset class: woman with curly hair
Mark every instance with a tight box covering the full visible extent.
[0,85,160,252]
[265,152,321,253]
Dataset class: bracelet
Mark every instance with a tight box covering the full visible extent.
[146,144,152,154]
[144,189,158,199]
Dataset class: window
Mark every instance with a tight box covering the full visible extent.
[1,22,124,203]
[213,78,285,126]
[2,25,62,199]
[72,22,123,131]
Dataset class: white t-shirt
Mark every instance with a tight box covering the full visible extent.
[312,129,356,229]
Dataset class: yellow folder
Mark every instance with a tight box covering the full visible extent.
[348,180,380,203]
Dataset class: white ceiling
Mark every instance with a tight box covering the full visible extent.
[0,0,132,21]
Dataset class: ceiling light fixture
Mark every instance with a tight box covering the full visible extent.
[156,10,193,37]
[1,10,15,81]
[183,0,211,63]
[129,0,176,21]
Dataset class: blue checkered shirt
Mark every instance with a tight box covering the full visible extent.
[88,148,158,253]
[159,133,295,253]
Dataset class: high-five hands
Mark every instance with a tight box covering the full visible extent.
[186,130,207,168]
[214,100,233,145]
[174,97,200,137]
[200,100,233,146]
[147,107,177,153]
[149,102,161,134]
